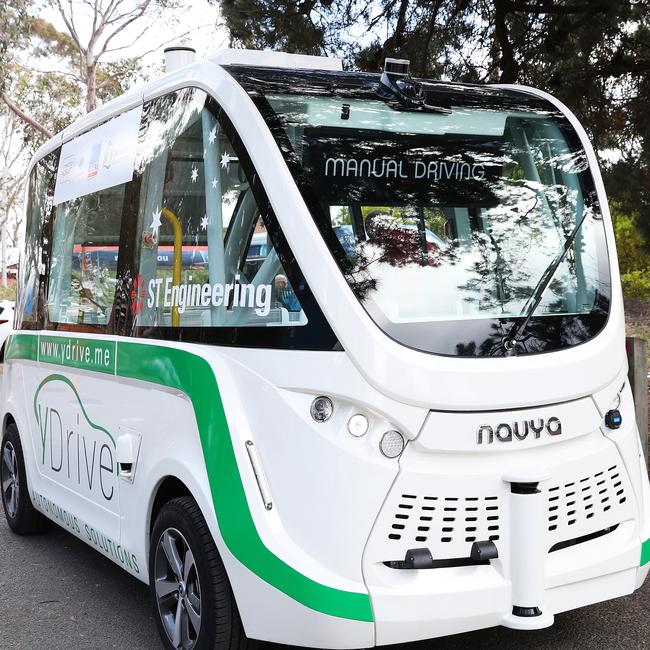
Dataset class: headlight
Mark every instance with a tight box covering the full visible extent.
[310,396,333,423]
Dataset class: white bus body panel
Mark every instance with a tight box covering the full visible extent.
[3,60,648,648]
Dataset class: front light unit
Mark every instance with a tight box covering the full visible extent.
[380,430,405,458]
[310,396,333,423]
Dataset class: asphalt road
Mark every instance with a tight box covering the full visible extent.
[0,515,648,650]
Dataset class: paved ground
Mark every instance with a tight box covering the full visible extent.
[0,515,648,649]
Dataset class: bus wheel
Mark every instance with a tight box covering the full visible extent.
[1,423,48,534]
[150,496,256,650]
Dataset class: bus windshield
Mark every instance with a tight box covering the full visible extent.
[229,69,611,356]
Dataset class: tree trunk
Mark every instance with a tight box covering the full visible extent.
[493,0,519,83]
[0,93,53,139]
[86,62,97,113]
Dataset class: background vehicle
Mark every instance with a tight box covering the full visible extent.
[1,48,648,650]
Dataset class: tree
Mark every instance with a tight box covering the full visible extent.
[220,0,650,243]
[0,113,29,245]
[220,0,325,54]
[0,0,30,90]
[1,0,183,143]
[51,0,177,113]
[0,111,31,288]
[612,202,650,299]
[0,0,183,291]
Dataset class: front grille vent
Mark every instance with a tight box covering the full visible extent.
[388,494,500,545]
[547,464,626,532]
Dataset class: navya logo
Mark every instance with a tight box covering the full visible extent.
[476,417,562,444]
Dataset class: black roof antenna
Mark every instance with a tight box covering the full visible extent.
[378,57,451,114]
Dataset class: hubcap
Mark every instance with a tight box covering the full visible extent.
[1,441,19,519]
[154,528,202,649]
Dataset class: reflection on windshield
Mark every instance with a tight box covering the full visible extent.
[227,68,611,356]
[312,115,608,333]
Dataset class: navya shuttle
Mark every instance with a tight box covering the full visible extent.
[1,46,649,650]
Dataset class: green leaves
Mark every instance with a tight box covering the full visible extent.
[611,203,650,299]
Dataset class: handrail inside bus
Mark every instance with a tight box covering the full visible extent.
[162,207,183,327]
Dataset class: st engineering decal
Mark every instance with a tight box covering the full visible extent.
[134,273,273,317]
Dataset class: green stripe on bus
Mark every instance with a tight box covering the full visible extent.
[39,335,116,374]
[116,342,373,622]
[5,334,373,621]
[642,539,650,567]
[5,333,38,361]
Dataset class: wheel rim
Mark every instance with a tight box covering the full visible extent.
[1,441,19,519]
[154,527,202,649]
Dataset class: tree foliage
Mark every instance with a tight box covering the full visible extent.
[612,203,650,298]
[0,0,179,151]
[220,0,650,263]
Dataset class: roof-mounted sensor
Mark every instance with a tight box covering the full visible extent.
[379,57,451,114]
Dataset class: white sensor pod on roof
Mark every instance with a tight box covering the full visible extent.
[4,45,646,650]
[163,44,196,72]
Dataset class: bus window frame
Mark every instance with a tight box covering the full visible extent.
[19,151,59,332]
[22,88,339,351]
[121,89,339,351]
[40,160,141,336]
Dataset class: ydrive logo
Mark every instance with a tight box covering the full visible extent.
[34,375,117,509]
[476,417,562,444]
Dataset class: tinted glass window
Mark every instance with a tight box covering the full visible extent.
[124,89,336,349]
[17,153,57,329]
[228,67,610,357]
[48,183,125,326]
[132,89,307,330]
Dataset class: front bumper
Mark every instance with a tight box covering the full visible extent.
[362,429,648,645]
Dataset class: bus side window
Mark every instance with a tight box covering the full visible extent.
[132,88,307,330]
[47,184,126,326]
[17,153,57,329]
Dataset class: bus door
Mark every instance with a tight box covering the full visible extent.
[36,178,128,549]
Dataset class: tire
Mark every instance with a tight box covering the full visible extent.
[150,496,256,650]
[1,423,48,534]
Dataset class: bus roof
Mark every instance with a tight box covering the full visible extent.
[27,49,552,173]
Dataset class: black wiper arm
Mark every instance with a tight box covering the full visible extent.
[502,209,591,354]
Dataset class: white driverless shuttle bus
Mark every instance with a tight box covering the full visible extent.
[2,48,649,649]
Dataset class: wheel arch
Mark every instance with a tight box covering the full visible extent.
[148,474,193,537]
[2,411,16,434]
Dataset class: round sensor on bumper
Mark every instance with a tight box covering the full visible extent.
[380,430,405,458]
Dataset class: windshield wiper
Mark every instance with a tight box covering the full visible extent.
[501,208,592,355]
